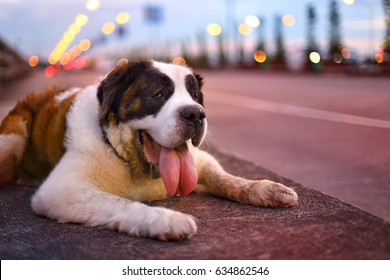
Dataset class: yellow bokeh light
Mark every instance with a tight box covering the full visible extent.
[207,23,222,36]
[48,55,57,65]
[54,47,64,56]
[86,0,100,11]
[79,39,91,51]
[282,15,295,26]
[56,41,65,49]
[52,51,59,59]
[309,52,321,64]
[238,23,252,35]
[116,12,130,24]
[172,57,187,66]
[245,15,260,28]
[63,31,75,43]
[75,14,89,26]
[102,22,116,35]
[48,12,90,66]
[28,55,39,67]
[254,50,266,63]
[69,23,81,35]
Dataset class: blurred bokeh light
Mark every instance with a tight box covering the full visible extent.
[309,52,321,64]
[28,55,39,67]
[342,0,355,5]
[254,50,267,63]
[79,39,91,51]
[102,22,116,35]
[282,14,295,27]
[86,0,101,11]
[207,23,222,36]
[75,14,89,26]
[375,53,384,63]
[238,23,252,35]
[1,0,386,76]
[245,15,260,28]
[116,12,130,25]
[172,57,187,65]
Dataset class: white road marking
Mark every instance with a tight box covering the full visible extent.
[206,90,390,129]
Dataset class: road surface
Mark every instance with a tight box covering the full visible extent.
[201,70,390,222]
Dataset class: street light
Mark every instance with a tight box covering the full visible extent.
[28,55,39,67]
[86,0,100,11]
[238,23,252,35]
[79,39,91,51]
[75,14,89,26]
[254,50,266,63]
[309,51,321,63]
[207,23,222,36]
[245,15,260,28]
[102,22,116,35]
[342,0,355,5]
[282,15,295,27]
[116,12,130,25]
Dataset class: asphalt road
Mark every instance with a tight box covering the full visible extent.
[1,69,389,222]
[201,70,390,222]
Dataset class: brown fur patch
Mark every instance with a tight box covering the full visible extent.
[0,87,78,182]
[0,156,16,184]
[0,115,28,136]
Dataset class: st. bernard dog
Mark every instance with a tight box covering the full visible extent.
[0,60,298,241]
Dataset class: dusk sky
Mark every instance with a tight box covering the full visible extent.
[0,0,387,62]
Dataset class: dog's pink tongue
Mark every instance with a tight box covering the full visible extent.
[159,143,198,196]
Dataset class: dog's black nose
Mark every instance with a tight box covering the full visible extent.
[180,106,206,127]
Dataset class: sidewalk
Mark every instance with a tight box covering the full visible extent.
[1,146,389,259]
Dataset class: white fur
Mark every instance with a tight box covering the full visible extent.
[153,61,193,80]
[55,87,81,103]
[130,61,207,147]
[31,85,197,240]
[0,134,26,163]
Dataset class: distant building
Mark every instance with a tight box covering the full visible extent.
[0,37,29,83]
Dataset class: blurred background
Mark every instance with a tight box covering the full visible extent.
[1,0,390,76]
[1,0,390,223]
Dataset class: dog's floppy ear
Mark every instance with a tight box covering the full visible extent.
[194,73,203,89]
[97,67,123,124]
[97,60,150,124]
[194,73,204,106]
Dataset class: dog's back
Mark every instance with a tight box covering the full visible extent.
[0,87,77,184]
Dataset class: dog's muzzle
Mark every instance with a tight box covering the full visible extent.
[179,105,206,147]
[180,106,206,128]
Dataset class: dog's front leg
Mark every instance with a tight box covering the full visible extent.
[31,151,197,241]
[195,150,298,208]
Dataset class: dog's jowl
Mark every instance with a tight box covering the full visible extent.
[0,60,298,241]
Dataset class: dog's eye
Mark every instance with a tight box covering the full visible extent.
[152,91,163,99]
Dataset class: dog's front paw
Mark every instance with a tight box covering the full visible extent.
[143,208,198,241]
[247,179,298,208]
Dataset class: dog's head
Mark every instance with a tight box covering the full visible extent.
[97,60,207,196]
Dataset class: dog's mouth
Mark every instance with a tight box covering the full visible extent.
[138,130,197,197]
